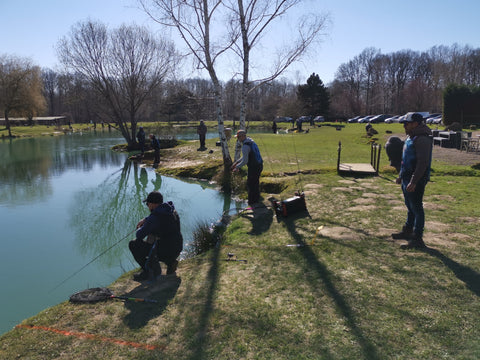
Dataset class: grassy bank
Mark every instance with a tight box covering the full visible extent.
[1,123,480,359]
[0,120,267,138]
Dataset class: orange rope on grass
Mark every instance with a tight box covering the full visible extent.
[15,324,163,351]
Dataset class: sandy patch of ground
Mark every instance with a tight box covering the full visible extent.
[353,197,376,205]
[362,192,397,199]
[318,226,363,241]
[346,205,378,212]
[303,183,324,196]
[332,186,364,193]
[425,221,451,233]
[433,145,480,166]
[161,159,204,169]
[424,202,449,211]
[304,183,324,189]
[338,180,357,185]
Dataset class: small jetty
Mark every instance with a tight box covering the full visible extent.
[337,141,381,176]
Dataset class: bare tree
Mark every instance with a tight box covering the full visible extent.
[57,20,178,147]
[42,68,58,116]
[225,0,329,159]
[140,0,235,168]
[0,55,46,137]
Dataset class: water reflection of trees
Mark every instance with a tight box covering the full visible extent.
[70,160,162,268]
[0,138,53,204]
[70,159,245,268]
[0,133,126,205]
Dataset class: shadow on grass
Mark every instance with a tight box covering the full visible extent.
[281,212,382,360]
[240,203,274,235]
[189,243,221,359]
[425,247,480,296]
[123,276,181,329]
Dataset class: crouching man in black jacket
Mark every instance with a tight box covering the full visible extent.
[129,191,183,281]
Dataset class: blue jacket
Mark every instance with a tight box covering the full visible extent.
[399,123,432,185]
[237,137,263,170]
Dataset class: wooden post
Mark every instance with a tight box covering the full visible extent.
[337,141,342,173]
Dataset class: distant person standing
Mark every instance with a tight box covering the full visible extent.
[296,118,303,132]
[149,134,161,166]
[392,113,432,249]
[196,120,207,150]
[231,130,263,206]
[272,120,277,134]
[137,126,146,156]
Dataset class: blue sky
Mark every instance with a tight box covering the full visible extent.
[1,0,479,84]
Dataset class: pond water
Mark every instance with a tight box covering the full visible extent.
[0,130,243,336]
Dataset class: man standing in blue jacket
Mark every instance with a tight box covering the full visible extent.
[231,130,263,206]
[129,191,183,281]
[392,113,432,249]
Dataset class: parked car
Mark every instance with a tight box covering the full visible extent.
[430,115,442,124]
[275,116,293,123]
[296,115,312,123]
[384,115,401,123]
[358,115,374,123]
[347,116,362,123]
[369,114,390,123]
[313,115,325,122]
[425,113,441,120]
[425,113,441,124]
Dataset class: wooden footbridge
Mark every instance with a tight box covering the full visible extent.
[337,141,382,176]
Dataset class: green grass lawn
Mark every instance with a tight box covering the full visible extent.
[1,122,480,359]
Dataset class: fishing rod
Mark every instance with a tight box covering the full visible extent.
[50,229,136,292]
[256,133,276,176]
[289,128,304,193]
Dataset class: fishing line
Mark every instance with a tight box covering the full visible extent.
[256,133,276,176]
[289,129,304,193]
[279,133,293,169]
[50,229,136,292]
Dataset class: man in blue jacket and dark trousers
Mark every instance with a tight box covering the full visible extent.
[129,191,183,281]
[231,130,263,206]
[392,113,432,249]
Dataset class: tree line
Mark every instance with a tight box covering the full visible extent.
[329,44,480,119]
[3,43,479,135]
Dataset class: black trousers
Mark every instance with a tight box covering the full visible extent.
[247,163,263,205]
[199,134,206,148]
[129,239,178,271]
[154,149,160,163]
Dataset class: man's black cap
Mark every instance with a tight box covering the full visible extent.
[143,191,163,204]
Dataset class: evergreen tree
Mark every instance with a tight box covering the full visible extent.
[297,73,330,117]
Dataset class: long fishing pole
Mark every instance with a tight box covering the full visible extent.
[50,229,136,292]
[289,128,304,193]
[256,133,275,176]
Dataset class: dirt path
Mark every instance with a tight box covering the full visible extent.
[390,131,480,166]
[432,145,480,166]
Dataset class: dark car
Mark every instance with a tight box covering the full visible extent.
[275,116,293,123]
[296,116,312,123]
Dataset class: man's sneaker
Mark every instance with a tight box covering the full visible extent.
[400,234,426,249]
[391,226,414,240]
[167,260,178,275]
[133,270,149,281]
